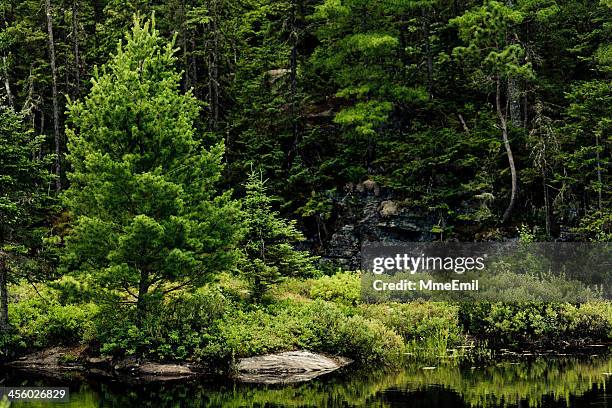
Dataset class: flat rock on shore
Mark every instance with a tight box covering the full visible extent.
[236,350,352,384]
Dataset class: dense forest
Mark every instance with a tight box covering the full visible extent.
[0,0,610,372]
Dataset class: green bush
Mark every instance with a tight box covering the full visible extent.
[358,301,461,342]
[93,287,230,362]
[460,302,612,348]
[8,287,97,349]
[358,301,462,359]
[0,325,22,359]
[334,315,405,364]
[275,278,312,298]
[202,299,404,366]
[309,272,360,305]
[214,308,299,358]
[569,302,612,340]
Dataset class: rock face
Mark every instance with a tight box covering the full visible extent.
[324,185,436,269]
[235,351,352,384]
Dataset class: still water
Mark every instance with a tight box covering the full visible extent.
[3,354,612,407]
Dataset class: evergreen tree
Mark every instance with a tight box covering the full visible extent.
[63,15,241,322]
[241,170,317,300]
[310,0,428,176]
[450,0,534,223]
[0,103,54,331]
[561,80,611,239]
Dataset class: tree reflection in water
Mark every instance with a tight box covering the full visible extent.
[4,353,612,407]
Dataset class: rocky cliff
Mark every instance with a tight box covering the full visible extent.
[322,180,437,270]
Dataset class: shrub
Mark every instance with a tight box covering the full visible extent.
[358,301,461,342]
[9,288,97,348]
[460,302,612,348]
[274,278,312,299]
[215,308,299,358]
[570,302,612,340]
[201,299,405,366]
[309,272,360,305]
[93,287,230,362]
[0,325,22,359]
[334,315,405,364]
[358,301,461,359]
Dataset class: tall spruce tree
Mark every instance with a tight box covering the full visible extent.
[242,170,317,300]
[0,103,54,331]
[63,15,241,323]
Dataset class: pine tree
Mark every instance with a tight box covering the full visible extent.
[450,0,534,223]
[310,0,428,175]
[63,15,242,323]
[0,103,54,331]
[242,170,317,300]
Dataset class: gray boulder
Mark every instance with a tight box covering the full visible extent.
[235,350,352,384]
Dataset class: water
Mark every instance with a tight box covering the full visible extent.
[3,354,612,407]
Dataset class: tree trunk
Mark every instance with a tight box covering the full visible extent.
[211,0,220,131]
[22,66,34,123]
[505,0,522,128]
[45,0,61,192]
[190,38,198,97]
[72,0,80,96]
[421,8,433,101]
[2,54,13,109]
[40,110,45,160]
[288,0,301,168]
[595,132,603,210]
[496,76,518,224]
[522,93,528,129]
[542,166,551,237]
[0,14,13,109]
[508,77,521,127]
[179,0,190,91]
[136,270,150,326]
[0,256,9,331]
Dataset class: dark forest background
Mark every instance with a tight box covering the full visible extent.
[1,0,610,248]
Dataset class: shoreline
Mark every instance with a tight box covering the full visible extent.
[1,347,353,384]
[3,343,610,385]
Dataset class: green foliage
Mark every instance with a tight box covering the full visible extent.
[333,101,394,137]
[63,15,241,318]
[450,1,534,81]
[559,80,611,236]
[0,0,610,373]
[358,301,462,360]
[216,299,405,365]
[241,171,318,300]
[3,283,96,351]
[359,301,461,343]
[91,287,229,363]
[307,0,429,185]
[93,292,404,366]
[0,104,54,236]
[0,0,608,245]
[0,102,55,329]
[309,271,360,305]
[460,302,612,348]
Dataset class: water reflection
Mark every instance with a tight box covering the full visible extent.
[3,353,612,407]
